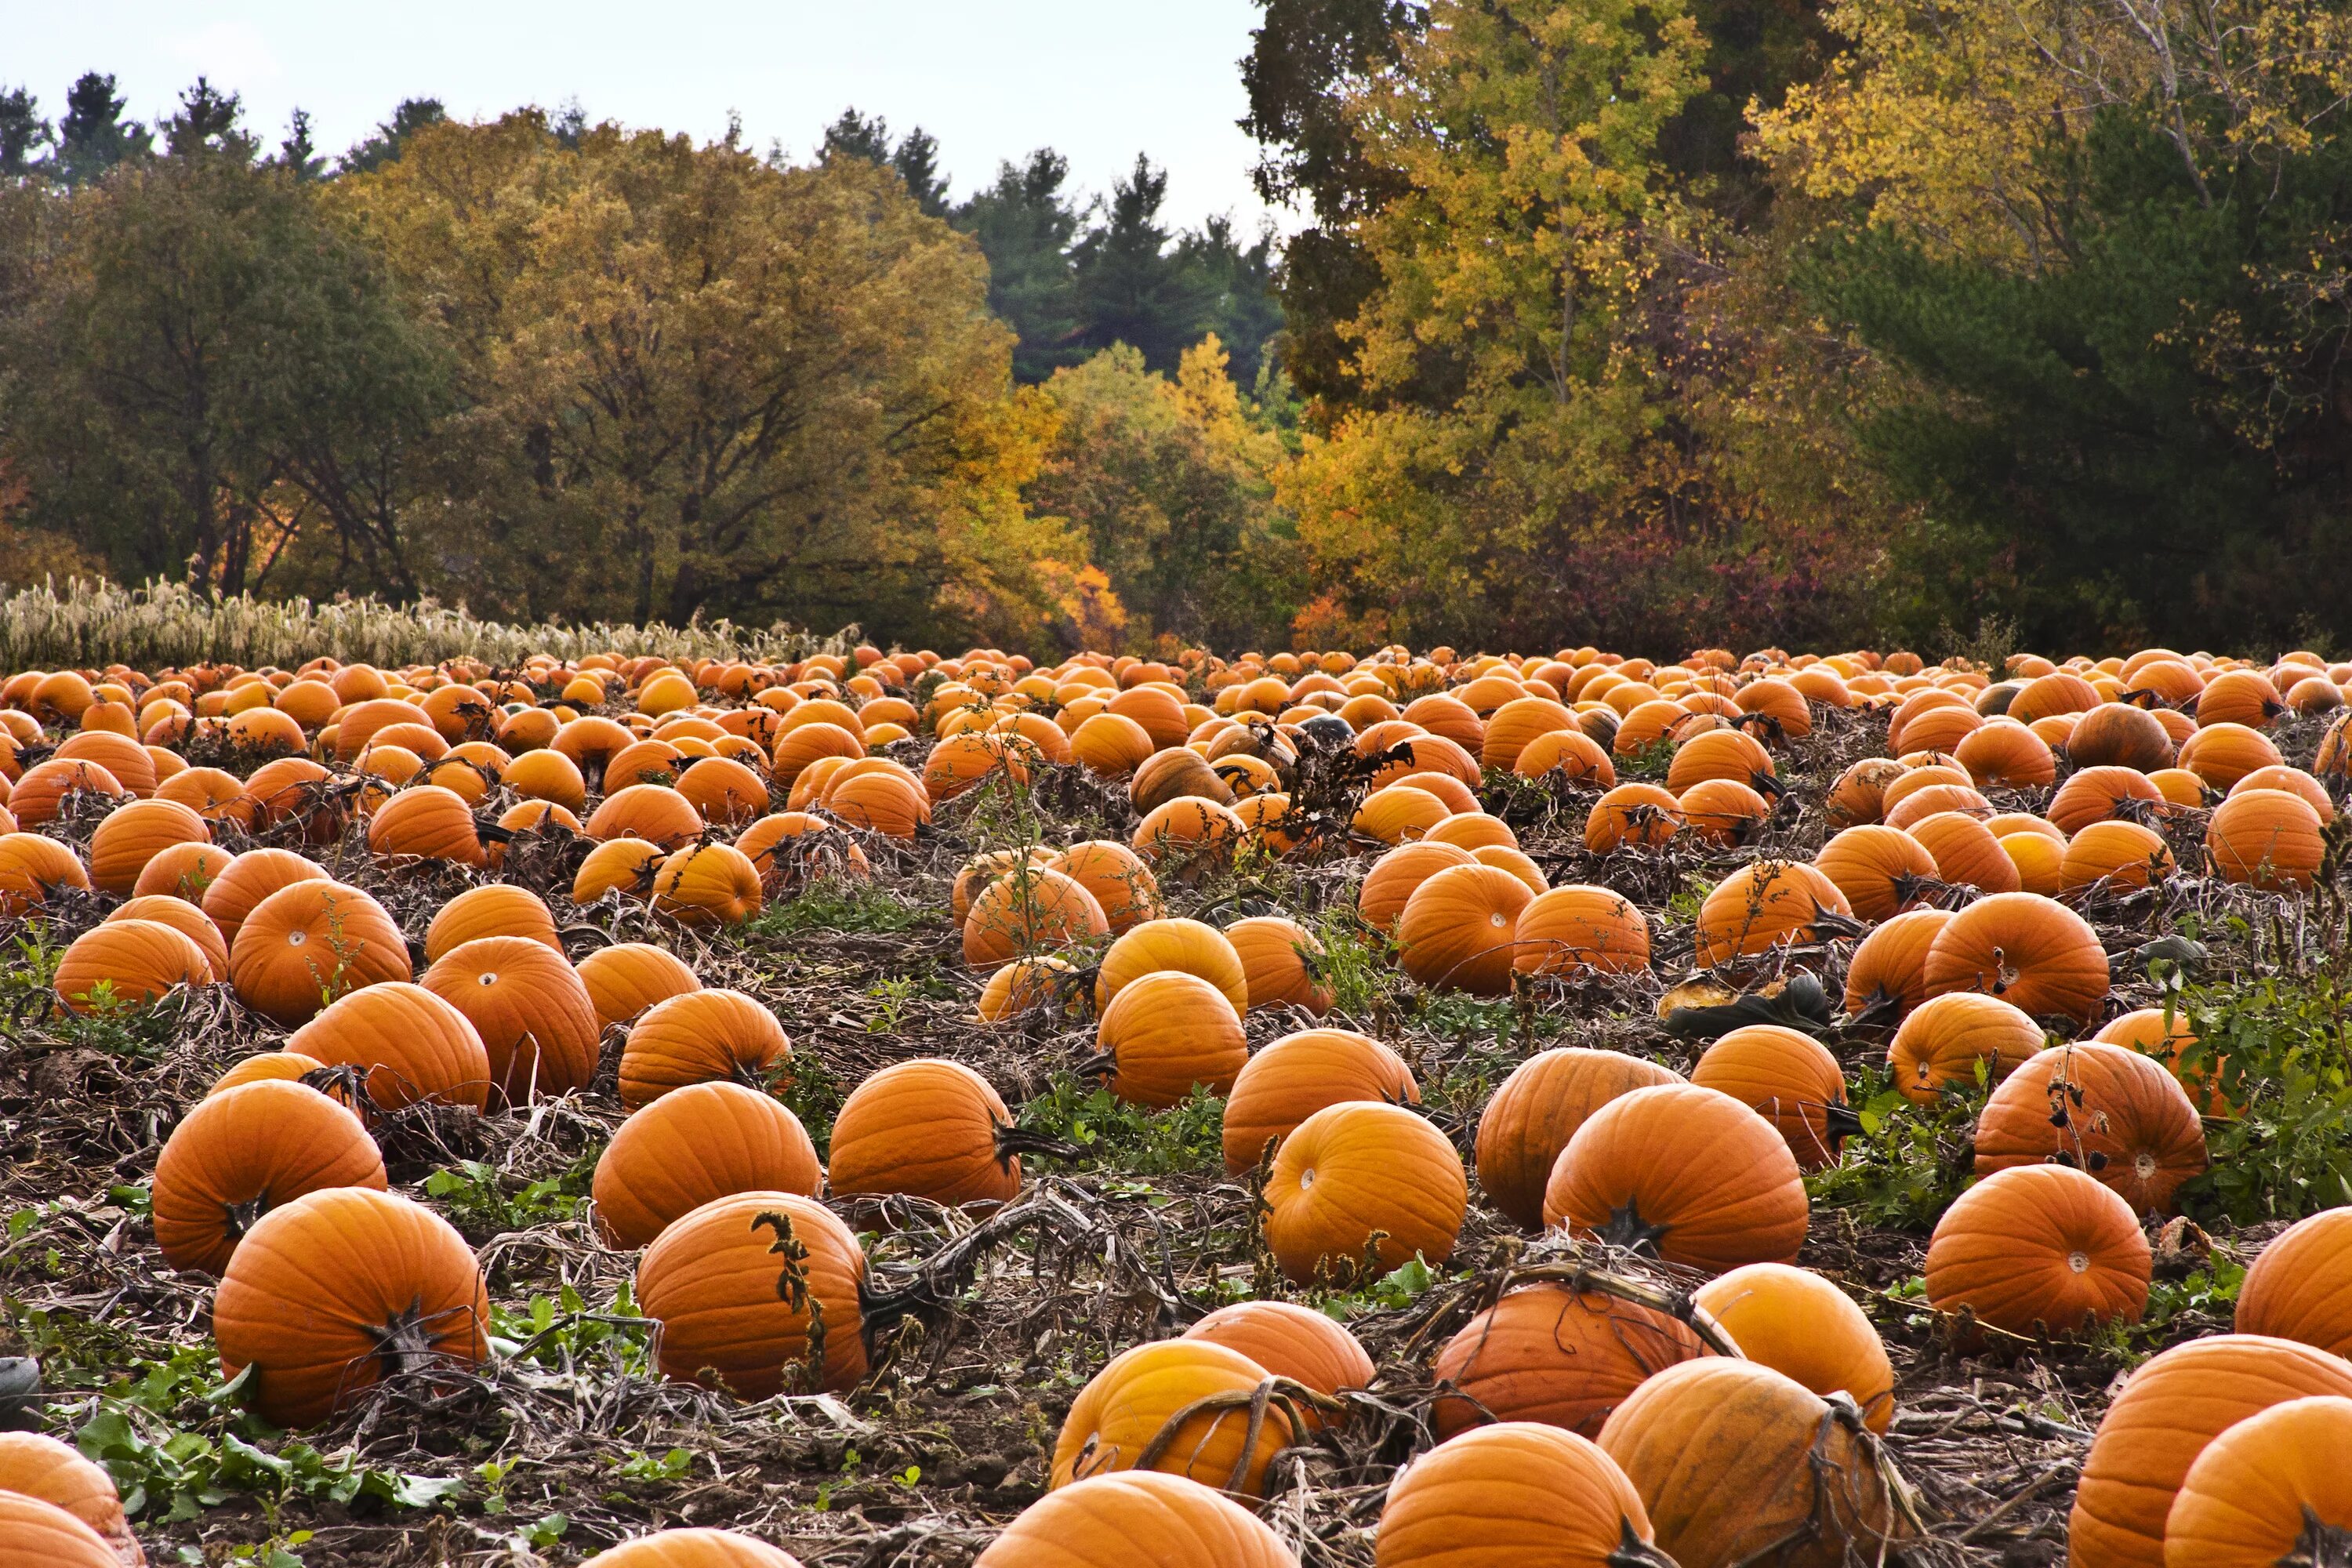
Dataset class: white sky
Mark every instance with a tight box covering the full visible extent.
[5,1,1296,232]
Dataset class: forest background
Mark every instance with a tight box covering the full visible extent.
[3,0,2349,658]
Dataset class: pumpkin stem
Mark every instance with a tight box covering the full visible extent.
[1599,1201,1668,1257]
[1606,1519,1682,1568]
[992,1123,1085,1167]
[368,1299,457,1385]
[2294,1506,2352,1567]
[223,1197,267,1242]
[1823,1102,1865,1145]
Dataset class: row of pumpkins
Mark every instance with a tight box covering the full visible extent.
[0,640,2348,1567]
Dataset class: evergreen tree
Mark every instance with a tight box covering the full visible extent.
[1071,154,1218,372]
[553,98,590,150]
[164,78,256,162]
[0,89,50,179]
[820,107,893,165]
[277,108,325,180]
[341,98,446,174]
[954,150,1085,383]
[891,126,949,218]
[52,71,151,187]
[1177,216,1284,386]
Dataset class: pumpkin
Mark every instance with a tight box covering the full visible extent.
[1475,1048,1682,1230]
[673,755,770,827]
[593,1082,821,1248]
[586,784,704,849]
[1923,1163,2150,1338]
[285,982,493,1112]
[1356,841,1475,933]
[826,1059,1022,1207]
[1129,747,1235,813]
[1092,971,1247,1109]
[1689,1025,1855,1171]
[103,896,228,981]
[86,797,209,896]
[0,831,90,914]
[1841,906,1952,1022]
[419,936,600,1105]
[2049,764,2165,836]
[1222,1029,1418,1174]
[1953,719,2055,788]
[1584,784,1681,852]
[1514,726,1617,786]
[1396,862,1534,994]
[2067,704,2175,771]
[7,758,125,825]
[2069,1333,2352,1568]
[1046,840,1162,933]
[209,1051,329,1098]
[201,848,329,949]
[423,884,561,964]
[1264,1101,1467,1282]
[619,988,791,1109]
[2058,819,2174,894]
[1049,1340,1293,1496]
[1598,1358,1904,1568]
[0,1432,141,1566]
[2162,1396,2352,1566]
[1921,891,2110,1024]
[1353,783,1450,845]
[53,920,212,1013]
[365,783,483,865]
[129,838,234,903]
[1094,919,1250,1015]
[577,1530,807,1567]
[1692,862,1851,967]
[1512,884,1651,976]
[962,866,1109,971]
[2206,787,2325,890]
[1886,990,2042,1102]
[976,953,1082,1021]
[1973,1041,2207,1214]
[636,1191,867,1396]
[1375,1421,1668,1568]
[826,767,930,838]
[1425,811,1517,853]
[572,837,666,902]
[1069,713,1157,778]
[1692,1264,1893,1433]
[1544,1084,1807,1274]
[1904,810,2020,893]
[0,1493,122,1568]
[228,880,411,1025]
[1824,758,1904,827]
[153,1080,387,1276]
[924,731,1029,802]
[1884,780,1994,831]
[212,1187,489,1428]
[1222,914,1333,1014]
[974,1470,1298,1568]
[1813,825,1936,921]
[2178,720,2283,789]
[2237,1208,2352,1353]
[1182,1300,1374,1406]
[652,842,764,925]
[1431,1281,1705,1439]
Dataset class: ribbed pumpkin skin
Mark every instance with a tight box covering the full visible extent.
[285,981,493,1112]
[652,843,765,925]
[87,797,209,895]
[423,884,560,964]
[1689,1025,1852,1171]
[636,1192,866,1397]
[228,880,410,1025]
[1356,841,1475,933]
[0,1431,140,1565]
[420,936,600,1105]
[1924,1163,2151,1338]
[1475,1048,1682,1230]
[106,895,230,980]
[579,1528,807,1567]
[2067,703,2174,771]
[1693,862,1851,967]
[1813,825,1936,920]
[0,1492,122,1568]
[202,848,331,948]
[1544,1084,1808,1275]
[1511,884,1650,975]
[586,784,703,849]
[593,1082,821,1248]
[1376,1421,1658,1568]
[1396,863,1534,995]
[1047,840,1162,933]
[1094,971,1247,1109]
[1263,1102,1467,1282]
[1223,914,1332,1013]
[366,784,484,865]
[1973,1043,2207,1214]
[2049,765,2165,836]
[2067,1334,2352,1568]
[212,1188,489,1429]
[1431,1282,1704,1439]
[2206,787,2326,889]
[975,1470,1298,1568]
[576,942,702,1030]
[209,1051,327,1097]
[2059,819,2174,893]
[961,867,1109,971]
[1094,919,1250,1014]
[1182,1301,1374,1403]
[1906,811,2020,894]
[2238,1207,2352,1353]
[1221,1029,1418,1175]
[53,920,212,1013]
[1886,990,2043,1103]
[1693,1264,1894,1433]
[130,838,234,902]
[2161,1396,2352,1567]
[0,832,89,914]
[1921,892,2111,1024]
[573,837,666,902]
[619,989,792,1109]
[826,1059,1020,1206]
[1598,1359,1901,1568]
[1049,1340,1291,1495]
[153,1080,387,1276]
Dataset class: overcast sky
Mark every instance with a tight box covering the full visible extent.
[8,1,1294,231]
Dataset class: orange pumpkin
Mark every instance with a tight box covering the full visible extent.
[201,848,330,949]
[973,1471,1297,1568]
[826,1059,1022,1207]
[578,1530,808,1567]
[0,1492,123,1568]
[1046,840,1163,934]
[2206,787,2325,890]
[365,783,484,865]
[1222,914,1334,1014]
[1692,861,1851,967]
[1693,1263,1894,1433]
[1094,918,1250,1015]
[0,1432,142,1566]
[1183,1300,1374,1405]
[285,981,493,1112]
[619,988,791,1109]
[1475,1048,1682,1230]
[419,936,601,1105]
[636,1192,866,1396]
[1049,1339,1292,1496]
[1841,906,1952,1022]
[422,884,561,964]
[1689,1025,1855,1171]
[2162,1395,2352,1566]
[1922,1162,2150,1338]
[1092,971,1247,1108]
[961,866,1109,971]
[1431,1281,1704,1439]
[1264,1101,1467,1282]
[1222,1028,1418,1175]
[1921,891,2110,1024]
[1583,783,1681,852]
[53,919,212,1013]
[1972,1041,2206,1214]
[575,942,702,1030]
[1544,1083,1808,1274]
[573,837,667,903]
[153,1080,387,1275]
[227,880,410,1025]
[593,1082,821,1248]
[2237,1208,2352,1354]
[86,797,209,896]
[1396,862,1534,994]
[1886,990,2044,1102]
[1812,825,1936,921]
[1511,884,1650,976]
[1376,1422,1664,1568]
[652,842,765,925]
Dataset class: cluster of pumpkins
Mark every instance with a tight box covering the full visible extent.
[0,639,2349,1566]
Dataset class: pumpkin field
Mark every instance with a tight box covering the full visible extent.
[3,622,2351,1568]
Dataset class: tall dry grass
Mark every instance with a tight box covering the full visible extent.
[0,579,849,671]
